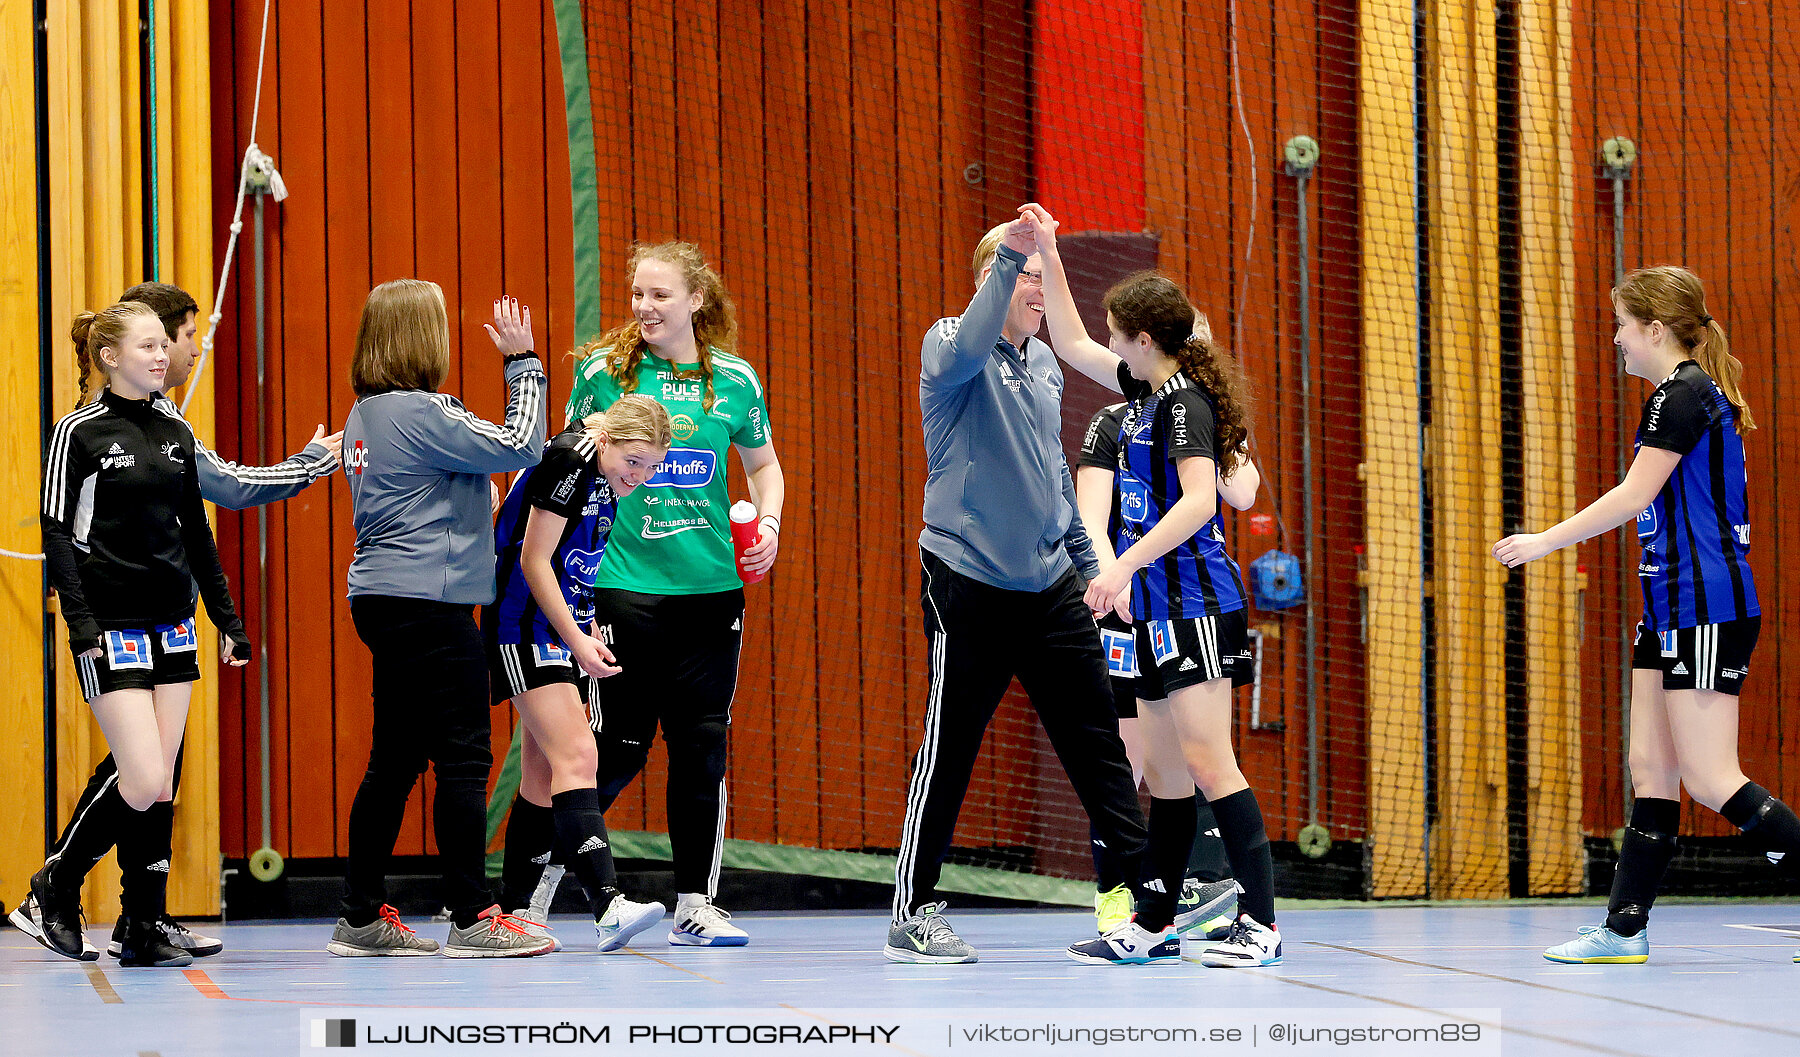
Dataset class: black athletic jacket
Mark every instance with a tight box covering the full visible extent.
[42,390,249,660]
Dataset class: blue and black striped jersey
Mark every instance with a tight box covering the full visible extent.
[486,426,619,646]
[1634,360,1758,631]
[1115,366,1247,620]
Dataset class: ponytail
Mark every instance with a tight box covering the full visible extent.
[1170,332,1251,473]
[1692,319,1756,432]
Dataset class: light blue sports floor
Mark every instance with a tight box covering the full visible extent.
[2,904,1796,1056]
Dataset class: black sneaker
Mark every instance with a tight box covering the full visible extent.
[108,914,223,958]
[7,867,96,961]
[114,915,194,968]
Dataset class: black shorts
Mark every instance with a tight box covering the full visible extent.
[1632,615,1759,695]
[488,639,595,711]
[1098,612,1139,719]
[73,617,202,701]
[1134,609,1253,700]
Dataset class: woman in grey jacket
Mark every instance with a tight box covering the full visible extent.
[327,285,550,959]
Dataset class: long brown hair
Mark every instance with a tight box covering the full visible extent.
[350,279,452,396]
[573,242,739,414]
[1103,272,1250,471]
[71,302,161,407]
[1613,265,1754,432]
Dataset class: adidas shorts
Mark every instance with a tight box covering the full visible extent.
[74,617,202,701]
[1133,608,1253,700]
[1632,615,1759,696]
[1098,612,1139,719]
[489,639,596,713]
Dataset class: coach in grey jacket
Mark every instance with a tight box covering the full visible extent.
[330,287,550,958]
[885,211,1151,965]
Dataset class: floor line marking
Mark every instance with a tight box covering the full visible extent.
[84,964,122,1004]
[618,950,725,983]
[1312,941,1800,1039]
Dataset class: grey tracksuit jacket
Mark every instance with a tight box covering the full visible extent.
[918,243,1098,592]
[343,354,546,604]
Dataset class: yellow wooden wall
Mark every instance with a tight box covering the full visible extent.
[1,0,219,920]
[0,0,47,906]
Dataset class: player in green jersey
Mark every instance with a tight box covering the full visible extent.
[556,242,783,946]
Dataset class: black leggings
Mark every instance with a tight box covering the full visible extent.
[342,596,494,924]
[590,587,743,898]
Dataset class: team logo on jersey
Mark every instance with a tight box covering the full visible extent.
[1118,478,1150,524]
[1171,401,1189,447]
[1101,628,1137,678]
[551,470,579,504]
[348,440,369,475]
[1733,523,1751,546]
[563,547,604,588]
[533,641,572,667]
[159,441,183,463]
[748,406,765,441]
[101,442,137,470]
[105,629,154,670]
[669,414,699,443]
[1658,630,1679,658]
[158,618,198,654]
[663,379,704,402]
[1636,505,1657,539]
[646,448,716,488]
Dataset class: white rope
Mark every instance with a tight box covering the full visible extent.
[0,550,45,561]
[183,0,277,414]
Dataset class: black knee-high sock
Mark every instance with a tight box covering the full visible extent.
[119,801,174,922]
[1090,822,1125,893]
[1720,782,1800,872]
[501,796,555,910]
[551,788,619,919]
[1187,791,1230,882]
[47,780,130,891]
[1134,797,1196,933]
[1606,797,1680,938]
[1210,789,1275,926]
[114,802,169,922]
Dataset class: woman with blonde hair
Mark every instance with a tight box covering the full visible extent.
[15,302,251,967]
[484,394,673,954]
[557,242,782,946]
[327,284,550,959]
[1496,265,1800,963]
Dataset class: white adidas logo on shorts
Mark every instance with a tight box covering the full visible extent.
[576,836,608,854]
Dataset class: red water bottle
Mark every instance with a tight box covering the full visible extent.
[730,500,765,584]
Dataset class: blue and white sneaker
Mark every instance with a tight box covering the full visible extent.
[1066,921,1181,966]
[1198,914,1283,967]
[1543,924,1648,964]
[595,896,665,953]
[669,899,748,947]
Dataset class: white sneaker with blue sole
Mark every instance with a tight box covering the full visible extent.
[1067,921,1182,966]
[669,899,748,946]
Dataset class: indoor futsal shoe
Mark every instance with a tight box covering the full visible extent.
[114,916,194,968]
[108,914,222,959]
[883,902,977,964]
[509,908,562,953]
[596,896,665,953]
[8,867,97,961]
[669,898,748,947]
[1198,914,1283,967]
[1174,878,1241,940]
[442,906,556,958]
[325,904,441,957]
[1066,921,1181,966]
[1094,884,1134,934]
[1542,924,1648,964]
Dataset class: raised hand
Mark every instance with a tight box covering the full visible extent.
[483,296,535,356]
[1019,203,1060,255]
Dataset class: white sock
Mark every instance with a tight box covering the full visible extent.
[677,892,708,911]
